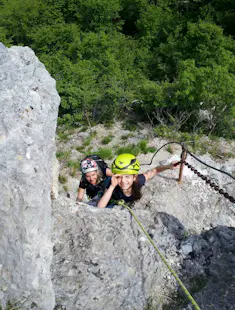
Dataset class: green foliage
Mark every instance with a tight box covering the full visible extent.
[116,144,139,156]
[66,160,80,169]
[101,135,113,145]
[76,146,85,152]
[1,0,235,139]
[122,121,137,132]
[63,185,68,192]
[94,147,113,160]
[59,174,67,184]
[83,134,95,147]
[56,151,71,161]
[138,139,147,152]
[66,160,81,177]
[166,145,173,154]
[154,125,174,139]
[120,134,132,140]
[57,132,70,142]
[76,0,122,32]
[146,146,157,153]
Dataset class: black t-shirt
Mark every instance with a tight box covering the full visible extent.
[79,167,107,199]
[106,174,146,203]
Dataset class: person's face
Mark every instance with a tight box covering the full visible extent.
[116,174,136,190]
[85,171,98,185]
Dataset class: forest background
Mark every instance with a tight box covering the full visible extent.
[1,0,235,139]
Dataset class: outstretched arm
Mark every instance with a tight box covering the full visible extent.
[97,175,118,208]
[105,168,113,177]
[143,162,179,181]
[76,188,85,202]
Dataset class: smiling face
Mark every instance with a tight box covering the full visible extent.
[85,171,98,185]
[116,174,137,193]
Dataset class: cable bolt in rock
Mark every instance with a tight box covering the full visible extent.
[174,160,235,204]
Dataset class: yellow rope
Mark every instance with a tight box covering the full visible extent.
[118,200,201,310]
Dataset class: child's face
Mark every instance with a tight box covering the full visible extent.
[85,171,98,185]
[116,174,136,190]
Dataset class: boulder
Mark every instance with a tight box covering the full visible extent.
[0,43,60,309]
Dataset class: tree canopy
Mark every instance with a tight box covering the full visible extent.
[0,0,234,138]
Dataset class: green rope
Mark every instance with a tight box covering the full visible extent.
[118,200,201,310]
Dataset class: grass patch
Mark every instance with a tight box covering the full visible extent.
[138,139,148,153]
[147,146,157,153]
[59,175,67,184]
[83,136,93,147]
[115,140,157,157]
[95,147,113,160]
[167,145,174,154]
[66,160,81,177]
[115,144,141,156]
[122,121,137,132]
[101,135,113,145]
[75,146,85,152]
[82,131,97,147]
[120,134,131,140]
[57,132,70,142]
[154,125,234,159]
[56,151,71,161]
[63,185,68,192]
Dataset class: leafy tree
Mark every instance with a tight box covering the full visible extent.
[0,0,63,45]
[76,0,122,32]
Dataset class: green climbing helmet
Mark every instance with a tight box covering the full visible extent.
[111,153,140,175]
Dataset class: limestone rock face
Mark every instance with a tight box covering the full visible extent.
[0,43,60,309]
[52,197,184,310]
[181,226,235,310]
[135,156,235,233]
[52,158,235,310]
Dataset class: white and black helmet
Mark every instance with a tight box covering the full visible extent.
[81,158,98,174]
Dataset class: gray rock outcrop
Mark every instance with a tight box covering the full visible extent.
[181,226,235,310]
[52,196,235,310]
[52,159,235,310]
[135,156,235,233]
[52,197,183,310]
[0,43,60,309]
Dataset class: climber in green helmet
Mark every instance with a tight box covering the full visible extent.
[97,153,179,208]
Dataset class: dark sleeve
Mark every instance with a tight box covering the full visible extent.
[101,176,111,190]
[137,174,146,186]
[79,178,88,189]
[101,166,107,176]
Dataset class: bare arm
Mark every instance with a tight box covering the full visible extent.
[105,168,113,177]
[143,162,178,181]
[97,175,118,208]
[76,187,85,202]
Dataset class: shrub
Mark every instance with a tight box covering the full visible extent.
[154,125,173,138]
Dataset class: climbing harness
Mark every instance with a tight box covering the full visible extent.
[141,141,235,204]
[117,200,201,310]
